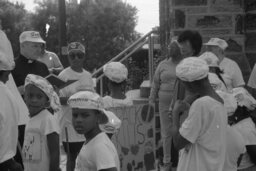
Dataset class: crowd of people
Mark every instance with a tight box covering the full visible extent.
[0,28,256,171]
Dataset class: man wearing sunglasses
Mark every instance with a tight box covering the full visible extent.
[57,42,94,171]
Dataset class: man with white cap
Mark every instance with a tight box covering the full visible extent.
[0,48,22,170]
[103,61,133,108]
[170,57,227,171]
[204,38,245,90]
[12,31,50,95]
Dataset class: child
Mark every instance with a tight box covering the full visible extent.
[170,57,227,171]
[58,42,94,171]
[103,62,133,108]
[22,74,61,171]
[68,91,120,171]
[0,51,22,171]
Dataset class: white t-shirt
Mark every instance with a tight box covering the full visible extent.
[75,132,120,171]
[232,118,256,169]
[0,82,19,163]
[58,67,93,142]
[223,126,246,171]
[177,96,227,171]
[219,57,245,90]
[23,109,60,171]
[248,64,256,88]
[103,95,133,109]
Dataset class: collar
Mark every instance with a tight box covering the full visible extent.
[19,54,35,64]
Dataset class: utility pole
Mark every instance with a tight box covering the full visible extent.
[58,0,68,67]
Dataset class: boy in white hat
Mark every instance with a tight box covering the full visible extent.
[0,51,23,171]
[103,61,133,108]
[22,74,61,171]
[68,91,120,171]
[170,57,227,171]
[57,42,94,171]
[204,38,245,90]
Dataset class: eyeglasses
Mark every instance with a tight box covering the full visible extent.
[69,53,84,60]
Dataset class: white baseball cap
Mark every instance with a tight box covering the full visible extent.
[19,31,45,44]
[176,57,209,82]
[204,38,228,50]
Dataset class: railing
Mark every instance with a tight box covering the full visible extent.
[92,29,157,96]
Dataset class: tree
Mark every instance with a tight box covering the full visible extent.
[30,0,139,72]
[0,1,31,57]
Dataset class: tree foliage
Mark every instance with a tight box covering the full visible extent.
[30,0,139,71]
[0,1,31,57]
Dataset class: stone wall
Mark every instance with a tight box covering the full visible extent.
[168,0,256,82]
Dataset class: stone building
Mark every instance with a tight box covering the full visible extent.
[160,0,256,81]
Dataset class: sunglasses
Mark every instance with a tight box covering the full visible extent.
[69,53,84,60]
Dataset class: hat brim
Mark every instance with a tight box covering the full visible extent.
[98,109,109,125]
[203,42,219,46]
[22,39,46,44]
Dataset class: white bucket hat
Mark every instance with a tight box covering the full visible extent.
[19,31,45,44]
[25,74,61,112]
[99,110,121,134]
[103,62,128,83]
[204,38,228,50]
[176,57,209,82]
[68,91,108,124]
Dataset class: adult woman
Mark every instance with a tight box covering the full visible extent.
[149,40,182,171]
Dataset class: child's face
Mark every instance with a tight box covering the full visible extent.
[24,85,49,117]
[72,108,99,135]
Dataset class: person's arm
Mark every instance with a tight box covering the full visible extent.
[47,132,60,171]
[232,62,245,88]
[149,63,162,104]
[170,100,191,150]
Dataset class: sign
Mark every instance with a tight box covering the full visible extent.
[109,104,156,171]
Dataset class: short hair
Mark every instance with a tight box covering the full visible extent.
[177,30,202,56]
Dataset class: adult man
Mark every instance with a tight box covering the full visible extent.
[37,44,63,75]
[12,31,50,95]
[204,38,245,90]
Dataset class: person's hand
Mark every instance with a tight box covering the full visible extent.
[17,85,25,95]
[173,100,190,115]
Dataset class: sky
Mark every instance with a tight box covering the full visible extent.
[10,0,159,34]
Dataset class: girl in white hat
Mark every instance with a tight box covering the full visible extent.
[22,74,61,171]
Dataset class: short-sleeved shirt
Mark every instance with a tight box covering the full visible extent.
[248,64,256,88]
[0,82,19,163]
[223,126,246,171]
[75,132,120,171]
[58,67,93,142]
[219,57,245,90]
[37,50,63,70]
[12,55,49,87]
[177,96,227,171]
[23,109,60,171]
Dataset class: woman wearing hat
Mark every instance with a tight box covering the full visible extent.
[170,57,227,171]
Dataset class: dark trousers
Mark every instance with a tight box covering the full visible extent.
[14,125,25,168]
